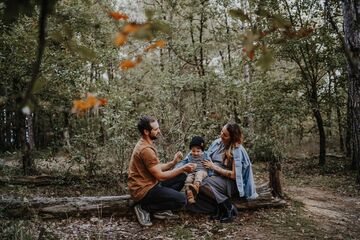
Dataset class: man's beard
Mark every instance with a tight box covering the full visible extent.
[150,134,158,140]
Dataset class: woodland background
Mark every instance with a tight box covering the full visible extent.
[0,0,359,239]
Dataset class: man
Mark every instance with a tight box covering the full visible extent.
[128,116,196,226]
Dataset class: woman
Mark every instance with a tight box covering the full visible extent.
[187,123,258,222]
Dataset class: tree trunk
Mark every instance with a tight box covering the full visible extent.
[342,0,360,182]
[327,75,333,137]
[313,107,326,165]
[310,82,326,165]
[0,184,286,219]
[26,114,35,150]
[23,114,36,175]
[269,160,283,198]
[333,74,345,152]
[0,107,6,151]
[346,94,352,158]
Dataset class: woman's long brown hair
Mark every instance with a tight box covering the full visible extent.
[223,123,244,166]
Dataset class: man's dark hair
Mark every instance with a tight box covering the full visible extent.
[137,116,156,135]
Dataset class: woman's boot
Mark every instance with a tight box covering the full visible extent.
[219,199,238,223]
[209,205,223,220]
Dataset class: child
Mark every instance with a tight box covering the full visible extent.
[183,136,210,204]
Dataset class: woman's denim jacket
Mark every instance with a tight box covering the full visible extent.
[176,138,258,199]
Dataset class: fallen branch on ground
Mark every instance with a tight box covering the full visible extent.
[0,183,286,219]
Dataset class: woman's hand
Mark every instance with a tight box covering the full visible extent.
[202,160,215,170]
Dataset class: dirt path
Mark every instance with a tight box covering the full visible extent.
[286,185,360,238]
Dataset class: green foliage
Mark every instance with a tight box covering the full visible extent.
[249,134,284,163]
[0,0,349,178]
[0,220,37,240]
[256,47,274,70]
[228,9,250,22]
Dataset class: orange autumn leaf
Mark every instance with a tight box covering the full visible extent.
[108,12,129,21]
[98,98,108,106]
[119,59,137,70]
[114,33,127,46]
[73,100,85,110]
[144,44,157,52]
[154,40,166,48]
[71,100,87,114]
[122,23,143,35]
[71,94,108,115]
[248,50,255,60]
[144,40,167,52]
[86,94,97,108]
[242,48,255,60]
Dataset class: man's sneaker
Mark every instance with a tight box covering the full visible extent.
[134,204,152,227]
[153,210,180,220]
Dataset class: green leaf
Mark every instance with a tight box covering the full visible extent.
[63,23,74,38]
[270,15,291,29]
[68,40,97,60]
[145,9,155,20]
[75,45,97,61]
[255,8,271,17]
[133,27,155,41]
[256,48,274,71]
[242,30,261,50]
[151,20,172,34]
[32,76,47,94]
[229,9,250,22]
[49,31,64,42]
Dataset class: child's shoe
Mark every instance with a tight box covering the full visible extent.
[186,189,196,204]
[189,182,200,197]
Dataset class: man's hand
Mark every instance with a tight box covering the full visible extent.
[173,151,184,164]
[182,163,196,173]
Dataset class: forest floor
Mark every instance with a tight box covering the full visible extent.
[1,152,360,240]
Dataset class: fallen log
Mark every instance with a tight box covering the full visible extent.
[0,184,286,219]
[0,175,60,186]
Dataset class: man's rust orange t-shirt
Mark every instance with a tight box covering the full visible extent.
[127,138,160,202]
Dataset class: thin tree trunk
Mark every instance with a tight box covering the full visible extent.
[313,107,326,166]
[225,12,231,68]
[26,114,35,150]
[327,75,332,137]
[20,0,50,174]
[333,74,345,152]
[310,82,326,165]
[345,93,352,158]
[63,111,71,149]
[199,2,207,116]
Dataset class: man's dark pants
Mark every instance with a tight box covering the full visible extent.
[139,173,187,213]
